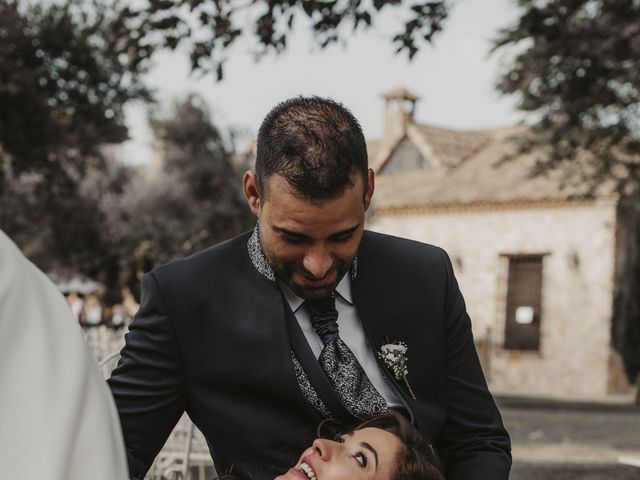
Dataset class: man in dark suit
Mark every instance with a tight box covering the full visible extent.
[108,96,511,480]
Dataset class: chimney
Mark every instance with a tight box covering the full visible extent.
[382,87,420,141]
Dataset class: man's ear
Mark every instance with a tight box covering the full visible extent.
[243,170,261,216]
[364,168,375,211]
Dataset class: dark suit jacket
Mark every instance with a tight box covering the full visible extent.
[108,230,511,480]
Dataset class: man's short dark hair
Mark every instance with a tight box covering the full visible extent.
[255,96,368,201]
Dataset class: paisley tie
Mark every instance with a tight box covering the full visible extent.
[305,294,388,420]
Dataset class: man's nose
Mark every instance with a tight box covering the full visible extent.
[303,245,333,279]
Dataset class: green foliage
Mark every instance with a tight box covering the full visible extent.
[0,0,153,182]
[0,145,130,277]
[0,0,155,289]
[132,0,449,79]
[494,0,640,193]
[101,95,253,290]
[0,2,251,297]
[3,95,251,296]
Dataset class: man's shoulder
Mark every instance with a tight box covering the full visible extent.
[360,230,447,260]
[152,230,252,280]
[358,230,451,281]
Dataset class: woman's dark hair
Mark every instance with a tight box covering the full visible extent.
[319,411,444,480]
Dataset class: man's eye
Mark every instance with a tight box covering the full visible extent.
[332,233,353,243]
[282,235,304,244]
[353,452,367,468]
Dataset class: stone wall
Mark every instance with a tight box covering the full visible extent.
[370,199,627,400]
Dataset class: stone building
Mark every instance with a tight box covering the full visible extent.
[368,88,636,401]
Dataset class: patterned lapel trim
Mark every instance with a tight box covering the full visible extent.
[247,223,358,281]
[248,224,275,281]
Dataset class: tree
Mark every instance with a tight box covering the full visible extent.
[0,1,254,301]
[493,0,640,390]
[493,0,640,193]
[0,0,153,185]
[133,0,449,79]
[0,153,130,277]
[0,0,153,276]
[101,95,253,296]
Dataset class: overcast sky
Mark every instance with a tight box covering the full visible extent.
[120,0,526,164]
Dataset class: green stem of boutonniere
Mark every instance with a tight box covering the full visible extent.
[402,374,416,400]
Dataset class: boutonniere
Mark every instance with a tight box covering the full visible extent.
[378,341,416,400]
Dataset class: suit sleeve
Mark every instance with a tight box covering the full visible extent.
[107,272,186,480]
[437,250,512,480]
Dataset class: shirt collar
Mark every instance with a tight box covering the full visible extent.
[279,274,353,313]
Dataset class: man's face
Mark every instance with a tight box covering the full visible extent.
[244,171,374,300]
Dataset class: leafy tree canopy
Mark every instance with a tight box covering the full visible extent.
[0,0,156,279]
[133,0,449,79]
[493,0,640,193]
[0,0,153,186]
[101,95,253,293]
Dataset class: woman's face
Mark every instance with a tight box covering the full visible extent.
[276,427,402,480]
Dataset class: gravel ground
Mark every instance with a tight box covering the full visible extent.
[500,403,640,451]
[497,399,640,479]
[511,462,640,480]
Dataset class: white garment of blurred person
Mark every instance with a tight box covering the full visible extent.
[0,229,128,480]
[66,291,84,323]
[84,293,103,326]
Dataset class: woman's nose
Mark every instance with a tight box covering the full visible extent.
[312,437,339,461]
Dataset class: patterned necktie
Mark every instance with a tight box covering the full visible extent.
[306,294,388,420]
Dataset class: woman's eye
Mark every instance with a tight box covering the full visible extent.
[353,452,367,468]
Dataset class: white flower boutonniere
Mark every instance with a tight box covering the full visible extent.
[378,341,416,400]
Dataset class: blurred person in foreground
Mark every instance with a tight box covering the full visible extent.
[0,229,128,480]
[109,96,511,480]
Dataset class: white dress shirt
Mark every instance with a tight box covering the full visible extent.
[280,275,403,408]
[0,229,128,480]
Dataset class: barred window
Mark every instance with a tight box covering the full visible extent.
[504,255,544,351]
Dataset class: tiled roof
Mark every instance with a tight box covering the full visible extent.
[370,124,492,172]
[371,124,617,211]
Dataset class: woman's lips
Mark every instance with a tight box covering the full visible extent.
[288,467,309,480]
[298,458,318,480]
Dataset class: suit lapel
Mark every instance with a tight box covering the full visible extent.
[351,275,389,351]
[230,250,321,420]
[351,232,399,350]
[352,233,418,423]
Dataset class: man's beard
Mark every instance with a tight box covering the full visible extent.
[273,259,351,300]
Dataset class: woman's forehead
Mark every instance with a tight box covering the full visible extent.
[350,427,401,455]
